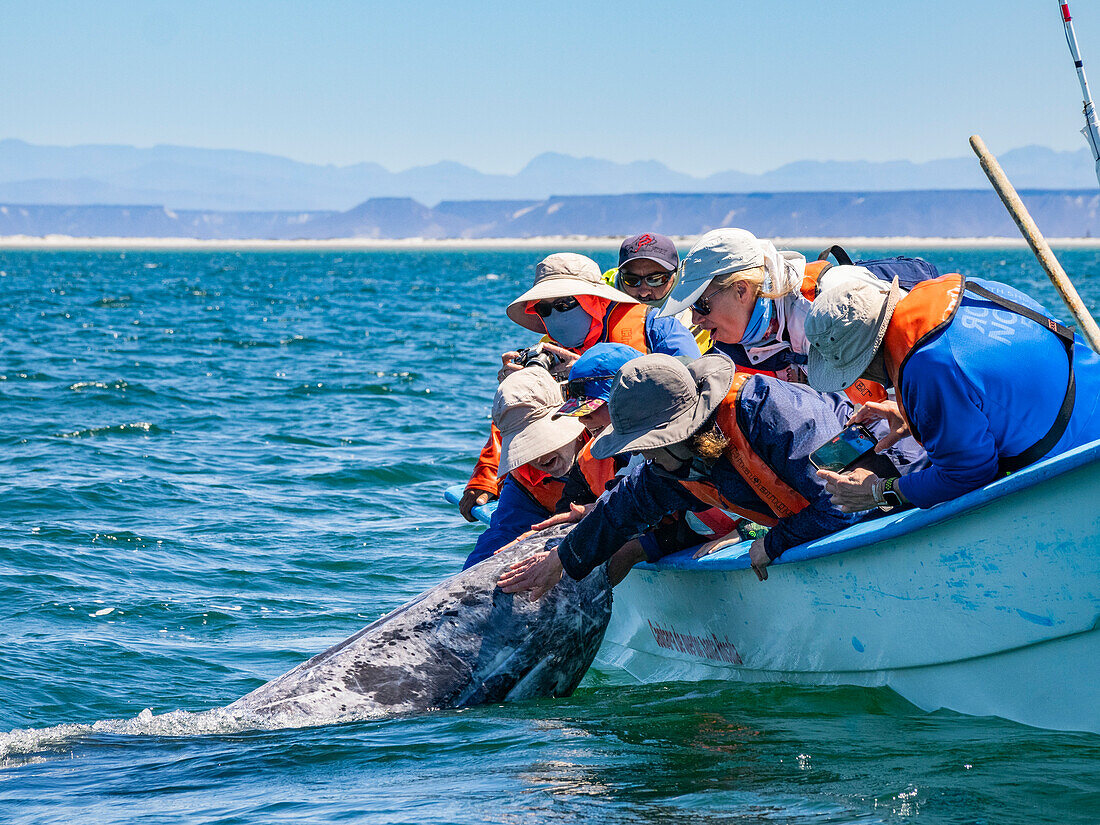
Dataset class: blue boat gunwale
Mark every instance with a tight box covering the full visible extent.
[445,438,1100,573]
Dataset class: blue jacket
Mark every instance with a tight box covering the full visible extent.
[556,376,915,580]
[463,459,610,569]
[895,278,1100,509]
[463,475,550,569]
[644,311,701,359]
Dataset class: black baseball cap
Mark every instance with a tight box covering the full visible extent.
[618,233,679,272]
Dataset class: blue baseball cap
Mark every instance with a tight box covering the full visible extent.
[555,343,641,417]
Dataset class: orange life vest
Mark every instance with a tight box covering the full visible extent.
[510,463,566,513]
[676,374,811,527]
[577,439,616,495]
[882,274,964,387]
[843,377,889,404]
[598,302,649,352]
[465,423,504,496]
[799,259,833,301]
[880,274,965,439]
[735,364,781,379]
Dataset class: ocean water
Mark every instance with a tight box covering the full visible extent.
[0,245,1097,825]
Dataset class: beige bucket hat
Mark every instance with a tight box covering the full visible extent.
[804,277,902,392]
[493,368,586,476]
[506,253,638,333]
[591,353,736,459]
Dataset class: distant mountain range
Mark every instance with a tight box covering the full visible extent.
[3,190,1100,239]
[0,138,1098,211]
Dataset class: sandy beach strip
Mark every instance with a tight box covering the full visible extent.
[2,234,1100,250]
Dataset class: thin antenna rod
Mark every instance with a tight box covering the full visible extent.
[1059,2,1100,187]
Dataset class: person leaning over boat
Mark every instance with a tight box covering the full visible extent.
[802,273,1100,512]
[659,228,896,394]
[463,368,617,569]
[459,252,700,521]
[546,343,768,564]
[543,342,683,584]
[498,353,923,599]
[609,232,712,353]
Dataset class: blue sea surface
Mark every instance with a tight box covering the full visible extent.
[0,246,1097,824]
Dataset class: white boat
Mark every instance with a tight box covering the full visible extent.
[445,438,1100,734]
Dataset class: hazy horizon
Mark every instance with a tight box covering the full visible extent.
[0,137,1094,214]
[0,136,1086,178]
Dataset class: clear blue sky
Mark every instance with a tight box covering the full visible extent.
[2,0,1098,175]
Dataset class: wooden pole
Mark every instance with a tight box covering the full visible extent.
[970,134,1100,352]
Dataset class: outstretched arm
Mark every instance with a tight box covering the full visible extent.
[554,462,704,580]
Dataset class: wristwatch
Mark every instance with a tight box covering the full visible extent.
[880,476,905,509]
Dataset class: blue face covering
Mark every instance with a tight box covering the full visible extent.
[544,305,592,348]
[739,294,774,347]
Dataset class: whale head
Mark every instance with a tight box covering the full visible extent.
[228,525,612,724]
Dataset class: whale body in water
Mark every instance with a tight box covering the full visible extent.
[228,526,612,721]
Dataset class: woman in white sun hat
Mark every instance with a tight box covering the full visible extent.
[460,252,699,522]
[660,228,895,393]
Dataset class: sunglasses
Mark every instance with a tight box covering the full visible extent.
[533,297,580,317]
[619,270,672,289]
[563,374,616,402]
[691,283,733,316]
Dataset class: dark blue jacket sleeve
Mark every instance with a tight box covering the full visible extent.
[895,345,1000,509]
[557,462,706,580]
[558,378,868,575]
[737,380,865,559]
[644,312,701,358]
[464,476,549,569]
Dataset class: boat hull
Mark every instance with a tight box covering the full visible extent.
[595,441,1100,734]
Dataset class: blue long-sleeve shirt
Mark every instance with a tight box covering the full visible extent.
[463,456,612,569]
[464,475,551,569]
[896,278,1100,509]
[643,311,701,359]
[557,376,872,580]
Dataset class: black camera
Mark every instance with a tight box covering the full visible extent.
[514,345,562,373]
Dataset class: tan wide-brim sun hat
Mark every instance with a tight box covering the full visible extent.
[493,368,586,476]
[804,276,902,392]
[591,353,736,459]
[506,252,638,333]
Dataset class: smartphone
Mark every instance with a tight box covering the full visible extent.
[809,424,879,473]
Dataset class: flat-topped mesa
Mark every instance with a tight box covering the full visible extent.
[227,525,611,722]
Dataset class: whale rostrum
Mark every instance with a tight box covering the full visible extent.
[228,526,612,721]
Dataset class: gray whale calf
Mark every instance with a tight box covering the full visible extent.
[228,526,611,721]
